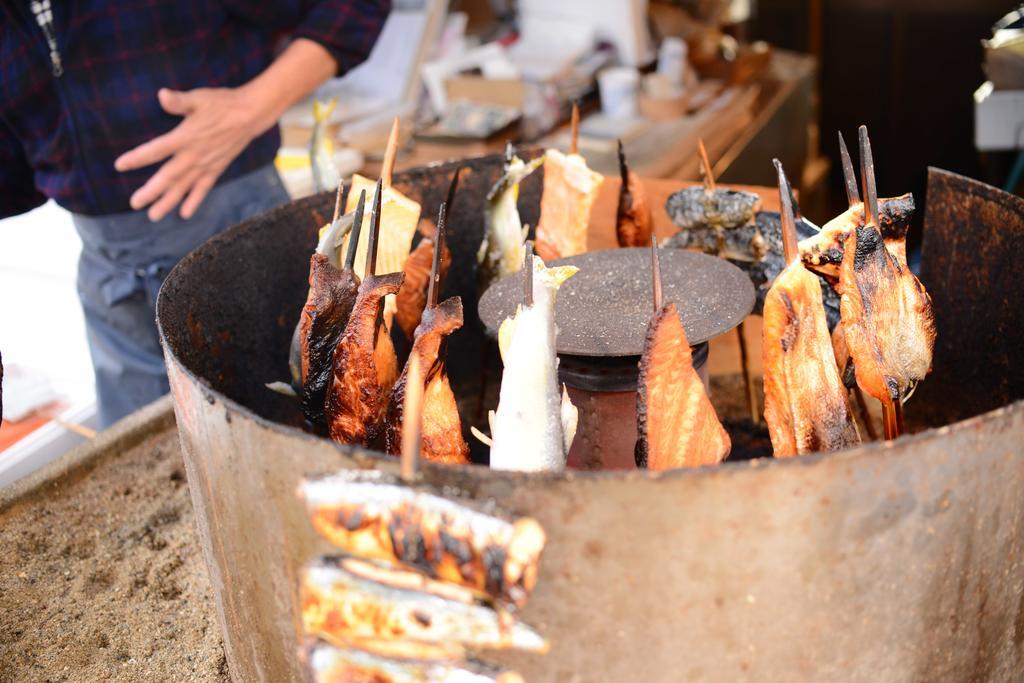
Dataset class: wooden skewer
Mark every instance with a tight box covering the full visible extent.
[838,131,861,208]
[380,116,400,190]
[400,353,424,482]
[650,233,663,312]
[523,240,534,307]
[54,418,97,440]
[858,125,879,229]
[332,181,344,223]
[618,139,629,188]
[569,102,580,156]
[737,321,759,423]
[882,399,903,440]
[774,159,799,266]
[344,190,366,271]
[698,139,716,193]
[427,202,446,309]
[365,178,383,277]
[853,386,879,440]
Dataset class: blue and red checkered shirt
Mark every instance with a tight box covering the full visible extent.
[0,0,388,218]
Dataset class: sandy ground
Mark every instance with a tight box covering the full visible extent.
[0,428,227,682]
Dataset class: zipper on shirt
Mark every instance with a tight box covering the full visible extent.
[30,0,63,77]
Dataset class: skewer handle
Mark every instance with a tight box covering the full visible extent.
[381,117,400,190]
[650,233,663,312]
[523,240,534,307]
[858,125,879,228]
[569,102,580,156]
[698,139,716,193]
[427,202,446,309]
[344,190,366,271]
[400,354,423,482]
[365,178,384,277]
[774,159,799,266]
[838,131,861,207]
[332,181,344,224]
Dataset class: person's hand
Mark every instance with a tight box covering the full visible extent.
[114,86,274,222]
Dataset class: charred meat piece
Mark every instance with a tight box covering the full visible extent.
[325,271,403,445]
[800,194,915,280]
[762,161,860,457]
[302,639,525,683]
[299,470,546,609]
[301,557,547,658]
[300,254,360,427]
[615,140,653,248]
[636,300,730,469]
[664,186,760,232]
[837,127,935,435]
[386,297,469,464]
[394,233,452,341]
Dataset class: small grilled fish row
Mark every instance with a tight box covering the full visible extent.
[665,185,761,231]
[299,470,546,609]
[303,639,525,683]
[301,556,547,659]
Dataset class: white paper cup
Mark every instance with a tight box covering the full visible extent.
[598,67,640,119]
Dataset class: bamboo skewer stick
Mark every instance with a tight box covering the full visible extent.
[698,139,716,193]
[618,139,629,190]
[365,178,383,277]
[838,131,860,207]
[332,181,344,223]
[569,102,580,156]
[400,353,423,482]
[380,117,400,190]
[427,203,446,309]
[445,165,462,216]
[344,190,366,271]
[523,241,534,307]
[737,321,759,423]
[54,418,97,440]
[774,159,799,266]
[650,233,663,312]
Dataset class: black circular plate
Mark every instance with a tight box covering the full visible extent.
[478,248,755,356]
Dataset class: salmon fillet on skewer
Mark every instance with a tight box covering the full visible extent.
[636,236,730,469]
[534,104,604,260]
[385,203,470,464]
[762,160,861,457]
[326,179,404,446]
[838,127,936,439]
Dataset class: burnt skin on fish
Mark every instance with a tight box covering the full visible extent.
[298,470,546,609]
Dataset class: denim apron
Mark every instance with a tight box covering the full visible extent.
[73,164,290,427]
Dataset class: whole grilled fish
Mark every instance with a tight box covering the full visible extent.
[301,557,548,658]
[299,470,547,609]
[478,149,543,290]
[310,99,340,194]
[302,639,525,683]
[488,256,579,472]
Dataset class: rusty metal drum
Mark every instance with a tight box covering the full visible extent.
[157,157,1024,682]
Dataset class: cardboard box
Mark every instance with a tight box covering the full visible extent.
[975,81,1024,151]
[445,76,526,110]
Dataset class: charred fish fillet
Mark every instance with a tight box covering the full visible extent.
[300,471,546,609]
[534,149,603,260]
[636,303,730,469]
[302,639,525,683]
[395,234,452,341]
[665,186,761,231]
[800,193,915,279]
[326,272,404,445]
[385,297,469,464]
[301,557,548,657]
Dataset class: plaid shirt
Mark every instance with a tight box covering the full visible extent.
[0,0,388,218]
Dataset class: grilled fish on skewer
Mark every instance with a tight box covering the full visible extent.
[299,470,547,609]
[838,127,935,438]
[488,249,579,472]
[310,99,340,193]
[341,118,421,323]
[762,160,860,457]
[637,237,730,469]
[297,192,366,428]
[386,204,469,464]
[301,558,548,658]
[478,144,544,290]
[397,169,460,339]
[615,140,653,248]
[326,180,404,446]
[302,640,526,683]
[534,104,604,260]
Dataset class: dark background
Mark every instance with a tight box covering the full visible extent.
[751,0,1013,219]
